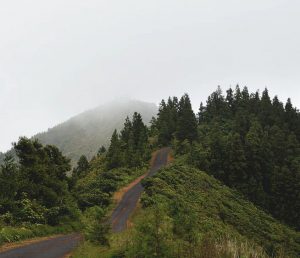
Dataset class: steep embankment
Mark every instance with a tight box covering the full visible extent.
[127,163,300,257]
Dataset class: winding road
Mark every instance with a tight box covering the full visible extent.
[0,148,170,257]
[110,147,170,232]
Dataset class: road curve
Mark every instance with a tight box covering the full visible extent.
[0,233,82,258]
[110,147,170,232]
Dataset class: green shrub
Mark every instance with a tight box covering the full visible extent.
[81,206,110,246]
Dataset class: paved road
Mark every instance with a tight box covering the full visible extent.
[110,147,170,232]
[0,234,82,258]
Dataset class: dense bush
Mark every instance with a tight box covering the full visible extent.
[0,138,80,227]
[81,206,110,246]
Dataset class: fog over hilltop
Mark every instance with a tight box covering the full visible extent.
[1,0,300,151]
[0,100,157,165]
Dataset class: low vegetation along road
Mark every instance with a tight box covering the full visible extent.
[110,147,170,232]
[0,234,82,258]
[0,148,170,258]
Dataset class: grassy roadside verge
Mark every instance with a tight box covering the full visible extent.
[0,221,81,248]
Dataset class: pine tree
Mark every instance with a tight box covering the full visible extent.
[198,102,205,124]
[245,120,266,206]
[0,154,19,212]
[120,116,132,145]
[75,155,89,178]
[285,98,300,140]
[98,146,106,155]
[206,86,227,117]
[132,112,147,147]
[156,98,178,146]
[226,133,247,190]
[106,130,123,169]
[176,94,198,143]
[226,87,234,112]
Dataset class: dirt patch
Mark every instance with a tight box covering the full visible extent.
[167,150,174,164]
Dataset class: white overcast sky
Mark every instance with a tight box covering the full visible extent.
[0,0,300,152]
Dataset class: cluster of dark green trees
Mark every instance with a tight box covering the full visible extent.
[106,112,150,169]
[0,138,78,226]
[0,111,151,232]
[153,87,300,230]
[151,94,198,146]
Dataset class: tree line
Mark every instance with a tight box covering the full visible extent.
[152,86,300,230]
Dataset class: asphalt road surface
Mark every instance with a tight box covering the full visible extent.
[110,147,170,232]
[0,233,82,258]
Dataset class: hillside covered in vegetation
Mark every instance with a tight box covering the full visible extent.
[111,162,299,257]
[73,87,300,258]
[0,100,157,166]
[1,87,299,258]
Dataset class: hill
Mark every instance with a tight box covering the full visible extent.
[123,161,300,257]
[0,100,157,165]
[72,159,300,258]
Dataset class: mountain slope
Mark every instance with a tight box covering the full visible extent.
[34,100,157,164]
[0,100,157,165]
[129,162,300,257]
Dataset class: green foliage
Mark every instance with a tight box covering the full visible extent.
[74,169,117,210]
[126,205,173,258]
[155,94,198,147]
[74,153,147,211]
[106,113,150,169]
[0,138,80,229]
[136,163,300,257]
[0,154,19,215]
[156,98,178,146]
[81,206,110,246]
[98,146,107,155]
[107,130,123,169]
[186,87,300,230]
[176,94,198,143]
[74,155,90,178]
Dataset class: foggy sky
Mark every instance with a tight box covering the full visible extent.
[1,0,300,152]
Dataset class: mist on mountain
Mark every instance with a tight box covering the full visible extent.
[0,100,157,166]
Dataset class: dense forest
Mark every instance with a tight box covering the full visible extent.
[1,87,300,257]
[152,86,300,230]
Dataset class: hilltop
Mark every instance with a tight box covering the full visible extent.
[0,100,157,165]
